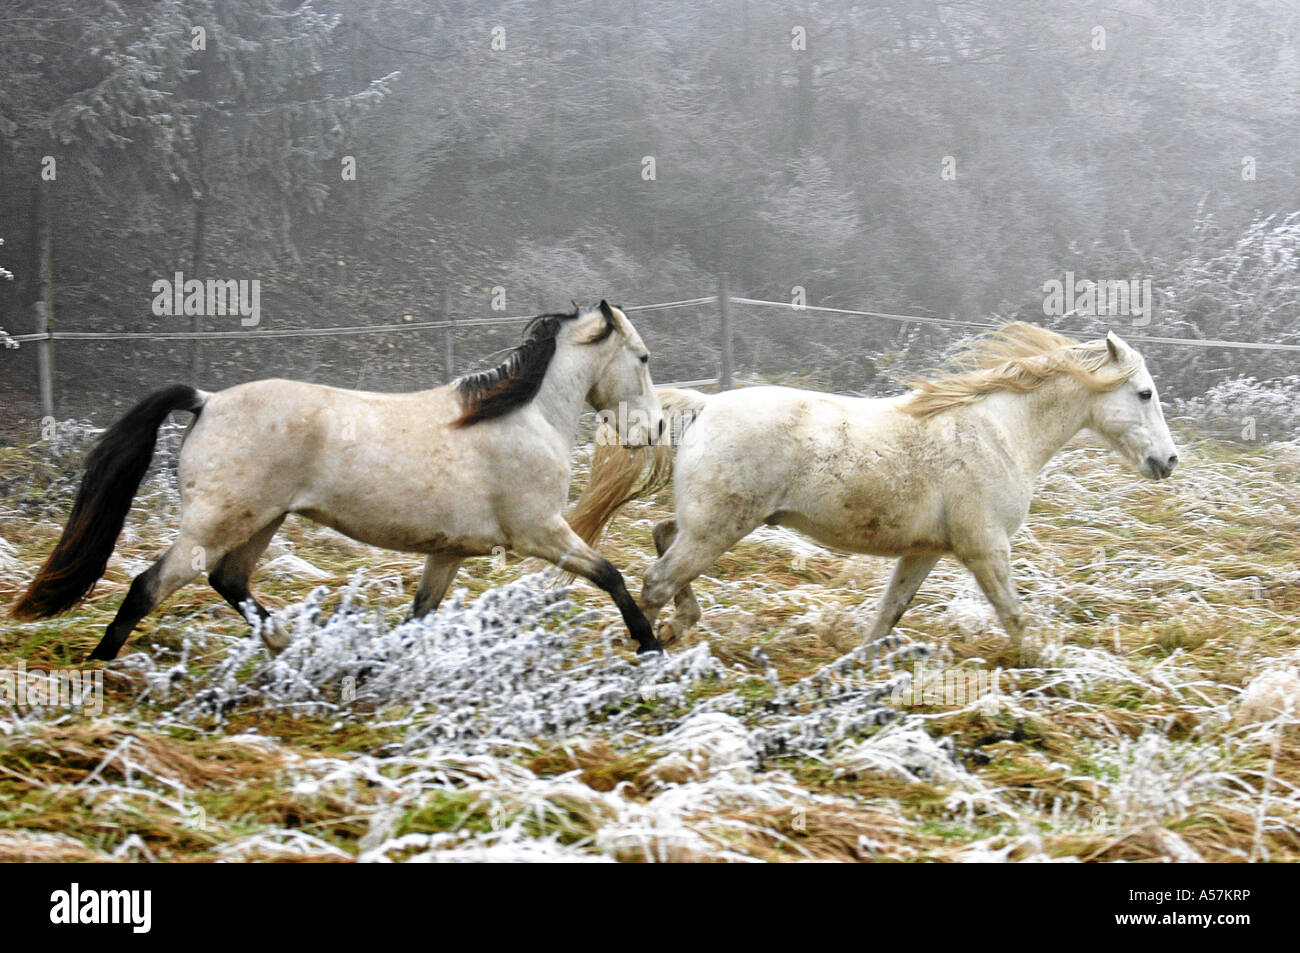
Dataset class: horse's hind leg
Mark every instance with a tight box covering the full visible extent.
[89,538,204,661]
[209,515,287,651]
[651,519,702,645]
[864,553,941,643]
[408,553,462,620]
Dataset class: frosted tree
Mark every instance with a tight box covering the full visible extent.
[0,0,395,371]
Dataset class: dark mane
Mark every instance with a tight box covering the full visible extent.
[453,308,582,427]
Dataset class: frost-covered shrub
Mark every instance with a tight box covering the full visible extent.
[1,417,187,523]
[1173,376,1300,442]
[1139,212,1300,398]
[1237,667,1300,728]
[134,570,935,771]
[1093,732,1234,830]
[38,419,99,463]
[146,571,728,753]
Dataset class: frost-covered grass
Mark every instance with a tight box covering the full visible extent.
[1,419,1299,862]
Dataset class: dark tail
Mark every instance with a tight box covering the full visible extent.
[11,384,205,620]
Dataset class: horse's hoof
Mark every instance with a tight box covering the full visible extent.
[261,619,292,656]
[658,620,680,647]
[1002,639,1039,669]
[87,640,120,662]
[635,646,665,660]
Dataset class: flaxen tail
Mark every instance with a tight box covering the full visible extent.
[11,385,206,620]
[567,387,710,546]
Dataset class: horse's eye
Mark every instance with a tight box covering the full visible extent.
[1138,389,1153,401]
[639,354,649,364]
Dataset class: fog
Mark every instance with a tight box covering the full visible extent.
[2,0,1297,426]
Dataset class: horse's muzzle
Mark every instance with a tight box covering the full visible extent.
[1144,452,1178,480]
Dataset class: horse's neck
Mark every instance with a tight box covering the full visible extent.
[532,344,592,447]
[983,377,1093,476]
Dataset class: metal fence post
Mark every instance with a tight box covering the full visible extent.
[718,273,732,389]
[35,303,53,421]
[442,290,454,381]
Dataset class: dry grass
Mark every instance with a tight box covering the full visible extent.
[1,425,1299,861]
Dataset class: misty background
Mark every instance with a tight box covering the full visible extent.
[1,0,1298,434]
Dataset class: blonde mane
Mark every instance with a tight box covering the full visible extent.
[901,322,1139,419]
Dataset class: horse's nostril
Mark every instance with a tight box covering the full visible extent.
[1145,454,1173,478]
[1168,454,1179,467]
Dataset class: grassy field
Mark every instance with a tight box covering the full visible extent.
[1,421,1298,862]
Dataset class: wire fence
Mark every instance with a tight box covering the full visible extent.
[5,281,1297,429]
[14,295,1299,347]
[731,297,1300,353]
[3,295,721,344]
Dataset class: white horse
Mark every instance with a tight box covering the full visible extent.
[569,324,1179,658]
[13,301,667,660]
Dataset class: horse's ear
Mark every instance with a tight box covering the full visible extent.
[1106,330,1127,363]
[572,299,582,311]
[599,299,615,321]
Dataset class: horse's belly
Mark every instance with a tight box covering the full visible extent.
[773,469,950,556]
[294,502,499,556]
[773,509,946,557]
[291,470,501,555]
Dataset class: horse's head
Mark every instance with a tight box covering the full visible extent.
[1087,331,1179,480]
[577,300,665,446]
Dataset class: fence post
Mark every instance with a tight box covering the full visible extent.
[442,290,454,381]
[718,273,732,389]
[34,179,55,421]
[35,303,53,422]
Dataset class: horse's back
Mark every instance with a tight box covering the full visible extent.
[181,379,454,504]
[203,377,448,417]
[681,385,907,466]
[676,385,955,555]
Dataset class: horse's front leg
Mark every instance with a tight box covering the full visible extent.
[864,553,941,643]
[408,553,463,621]
[651,519,702,645]
[515,517,661,654]
[955,540,1026,662]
